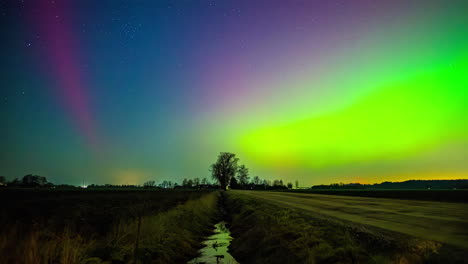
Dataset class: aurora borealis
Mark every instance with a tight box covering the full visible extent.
[1,0,467,185]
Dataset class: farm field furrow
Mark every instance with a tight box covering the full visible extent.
[235,191,468,249]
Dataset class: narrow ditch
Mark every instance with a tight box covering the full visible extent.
[188,192,239,264]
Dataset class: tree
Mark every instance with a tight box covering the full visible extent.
[182,178,188,187]
[273,179,281,187]
[22,174,48,187]
[210,152,238,190]
[252,176,261,185]
[237,164,250,187]
[295,180,299,189]
[287,182,293,189]
[201,177,208,185]
[9,178,21,187]
[143,180,155,188]
[161,180,171,188]
[0,176,5,184]
[230,176,240,189]
[193,177,200,187]
[187,179,193,188]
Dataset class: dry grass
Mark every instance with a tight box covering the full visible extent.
[88,191,220,263]
[225,191,463,264]
[0,226,95,264]
[236,191,468,249]
[0,191,220,264]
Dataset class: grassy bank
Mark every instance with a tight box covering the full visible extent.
[225,191,461,264]
[92,191,220,263]
[0,190,220,264]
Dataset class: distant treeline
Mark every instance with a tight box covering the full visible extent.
[311,180,468,190]
[155,177,294,190]
[0,174,296,190]
[229,177,294,190]
[0,174,54,188]
[0,153,299,191]
[6,175,466,191]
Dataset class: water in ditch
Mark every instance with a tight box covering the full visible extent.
[188,221,239,264]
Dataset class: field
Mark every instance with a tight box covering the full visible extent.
[278,189,468,203]
[1,188,468,264]
[0,189,220,264]
[235,191,468,248]
[0,189,210,233]
[225,190,468,264]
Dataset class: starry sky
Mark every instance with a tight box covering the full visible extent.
[1,0,467,186]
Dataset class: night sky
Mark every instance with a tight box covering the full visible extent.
[1,0,467,186]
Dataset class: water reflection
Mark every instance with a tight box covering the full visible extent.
[188,221,239,264]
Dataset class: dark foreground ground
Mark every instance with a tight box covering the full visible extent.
[1,188,467,264]
[0,189,219,264]
[0,189,209,234]
[234,191,468,248]
[226,190,468,264]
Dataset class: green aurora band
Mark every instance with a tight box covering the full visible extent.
[198,7,468,184]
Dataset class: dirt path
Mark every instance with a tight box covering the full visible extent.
[234,191,468,249]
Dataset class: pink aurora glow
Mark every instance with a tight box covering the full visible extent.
[32,1,101,152]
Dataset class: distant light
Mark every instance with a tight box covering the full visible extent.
[81,185,88,188]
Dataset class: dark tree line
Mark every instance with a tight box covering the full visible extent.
[1,153,299,190]
[141,178,219,189]
[210,152,295,190]
[142,180,178,189]
[311,180,468,190]
[180,177,216,188]
[1,174,53,188]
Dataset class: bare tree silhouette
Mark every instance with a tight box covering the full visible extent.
[252,176,261,185]
[237,164,250,188]
[210,152,238,190]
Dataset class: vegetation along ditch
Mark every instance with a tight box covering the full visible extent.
[223,191,468,264]
[0,190,220,264]
[3,188,467,264]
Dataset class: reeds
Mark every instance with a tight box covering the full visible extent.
[0,226,94,264]
[97,191,220,263]
[0,191,219,264]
